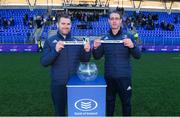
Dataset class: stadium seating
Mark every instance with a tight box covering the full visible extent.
[0,9,180,45]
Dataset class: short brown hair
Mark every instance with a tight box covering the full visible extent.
[57,14,71,23]
[108,10,122,19]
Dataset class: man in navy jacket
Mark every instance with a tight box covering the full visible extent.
[93,11,141,116]
[40,14,91,116]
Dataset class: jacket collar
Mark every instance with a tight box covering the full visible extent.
[57,31,72,41]
[109,27,122,37]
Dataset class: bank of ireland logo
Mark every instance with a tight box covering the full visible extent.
[74,99,98,111]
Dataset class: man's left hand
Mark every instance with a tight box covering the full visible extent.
[84,42,91,52]
[123,38,134,48]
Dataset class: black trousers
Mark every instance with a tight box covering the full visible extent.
[105,77,132,116]
[51,84,67,116]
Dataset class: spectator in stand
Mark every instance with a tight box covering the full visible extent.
[9,17,15,26]
[174,16,178,24]
[28,17,34,29]
[35,16,44,29]
[3,18,8,29]
[23,14,28,26]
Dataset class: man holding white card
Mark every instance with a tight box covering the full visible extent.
[93,11,141,116]
[40,14,91,116]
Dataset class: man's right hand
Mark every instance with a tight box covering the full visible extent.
[93,39,101,49]
[55,41,64,52]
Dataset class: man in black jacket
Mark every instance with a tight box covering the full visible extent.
[40,14,91,116]
[93,11,141,116]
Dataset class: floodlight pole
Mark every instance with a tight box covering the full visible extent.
[132,0,142,13]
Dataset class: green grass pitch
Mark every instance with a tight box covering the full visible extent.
[0,53,180,116]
